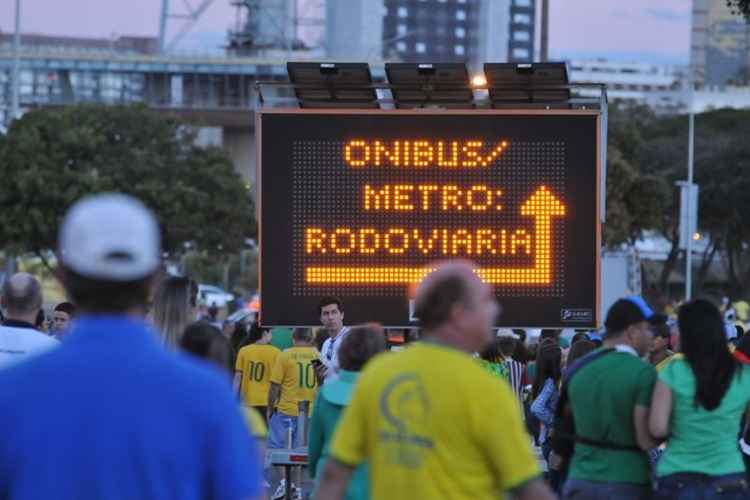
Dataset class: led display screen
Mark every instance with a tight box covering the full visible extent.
[258,110,600,327]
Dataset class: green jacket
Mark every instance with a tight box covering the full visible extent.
[308,370,369,500]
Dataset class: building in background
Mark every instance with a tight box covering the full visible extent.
[507,0,535,62]
[326,0,383,60]
[569,60,684,112]
[0,33,157,55]
[691,0,750,87]
[378,0,533,70]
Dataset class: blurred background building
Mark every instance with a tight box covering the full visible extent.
[690,0,750,88]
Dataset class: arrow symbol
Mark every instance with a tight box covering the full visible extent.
[474,186,565,284]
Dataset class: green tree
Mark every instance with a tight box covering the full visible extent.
[637,109,750,296]
[727,1,750,19]
[603,104,671,249]
[0,104,256,264]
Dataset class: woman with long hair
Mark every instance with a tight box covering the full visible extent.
[530,339,563,490]
[151,276,198,348]
[649,299,750,498]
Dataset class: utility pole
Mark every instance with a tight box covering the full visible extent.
[685,78,695,301]
[159,0,169,53]
[10,0,22,124]
[540,0,549,62]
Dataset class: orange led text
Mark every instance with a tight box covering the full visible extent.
[344,139,509,168]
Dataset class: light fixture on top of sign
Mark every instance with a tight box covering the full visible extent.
[471,74,487,88]
[286,62,378,109]
[484,62,572,109]
[385,63,474,109]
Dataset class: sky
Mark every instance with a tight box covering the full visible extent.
[0,0,691,65]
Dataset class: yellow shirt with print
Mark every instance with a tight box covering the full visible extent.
[235,344,281,407]
[329,342,540,500]
[270,346,319,416]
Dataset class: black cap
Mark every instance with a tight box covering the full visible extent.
[604,297,654,335]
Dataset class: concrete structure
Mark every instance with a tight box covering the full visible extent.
[325,0,384,60]
[691,0,750,87]
[478,0,510,64]
[0,33,158,55]
[228,0,298,54]
[0,43,294,183]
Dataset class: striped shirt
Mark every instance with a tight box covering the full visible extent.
[505,359,526,402]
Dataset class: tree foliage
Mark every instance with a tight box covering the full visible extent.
[0,105,255,260]
[727,1,750,20]
[603,105,671,248]
[634,108,750,295]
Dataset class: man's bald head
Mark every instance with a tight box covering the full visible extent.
[1,273,43,318]
[413,261,483,330]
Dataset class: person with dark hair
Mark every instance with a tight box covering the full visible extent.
[181,321,234,373]
[478,337,509,379]
[308,323,387,499]
[540,328,560,344]
[498,331,527,402]
[180,321,268,463]
[317,261,554,500]
[561,296,658,500]
[0,194,262,499]
[566,340,596,368]
[531,340,563,490]
[570,331,590,346]
[34,309,48,333]
[317,296,349,382]
[479,330,526,402]
[0,273,58,367]
[649,299,750,498]
[268,327,319,498]
[51,301,76,339]
[512,335,531,363]
[234,323,279,420]
[229,321,248,353]
[314,328,329,351]
[648,314,674,369]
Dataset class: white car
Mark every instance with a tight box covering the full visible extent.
[198,284,234,308]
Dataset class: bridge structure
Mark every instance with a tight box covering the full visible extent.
[0,47,303,182]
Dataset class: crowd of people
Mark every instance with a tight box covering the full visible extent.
[0,192,750,499]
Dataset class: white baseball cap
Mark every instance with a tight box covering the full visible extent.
[58,193,160,281]
[496,329,519,339]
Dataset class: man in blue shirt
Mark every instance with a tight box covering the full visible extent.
[0,194,263,500]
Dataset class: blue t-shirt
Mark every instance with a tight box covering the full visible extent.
[0,315,262,500]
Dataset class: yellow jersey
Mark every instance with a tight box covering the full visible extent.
[329,342,540,500]
[235,343,281,407]
[270,346,319,416]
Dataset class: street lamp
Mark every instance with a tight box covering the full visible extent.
[9,0,22,125]
[685,74,696,301]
